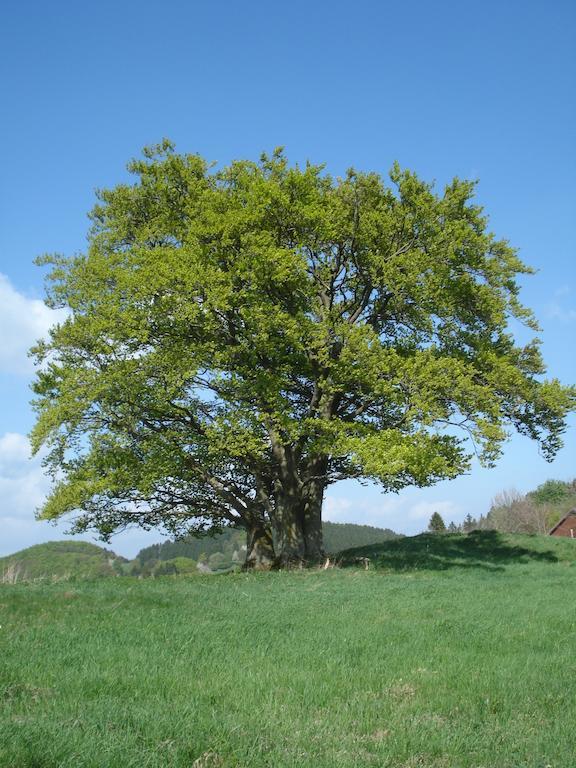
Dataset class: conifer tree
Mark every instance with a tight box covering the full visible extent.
[462,513,477,533]
[428,512,447,533]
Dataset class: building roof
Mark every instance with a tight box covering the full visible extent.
[548,508,576,535]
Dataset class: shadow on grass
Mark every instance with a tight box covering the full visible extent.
[339,531,559,573]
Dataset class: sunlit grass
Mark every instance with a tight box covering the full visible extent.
[1,532,575,767]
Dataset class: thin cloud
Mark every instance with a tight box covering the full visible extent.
[0,273,68,376]
[407,500,459,521]
[0,432,49,519]
[547,301,576,323]
[554,285,572,298]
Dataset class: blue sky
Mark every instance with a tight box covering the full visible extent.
[0,0,574,557]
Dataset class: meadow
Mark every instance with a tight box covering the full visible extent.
[1,532,575,768]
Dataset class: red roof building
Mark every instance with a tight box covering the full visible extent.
[549,510,576,538]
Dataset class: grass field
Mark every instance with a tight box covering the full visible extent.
[1,532,575,767]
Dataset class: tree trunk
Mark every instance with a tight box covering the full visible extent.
[271,457,327,567]
[267,432,328,567]
[302,488,324,563]
[244,518,275,570]
[302,458,327,564]
[273,491,306,567]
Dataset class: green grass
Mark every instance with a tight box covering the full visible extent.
[1,532,575,767]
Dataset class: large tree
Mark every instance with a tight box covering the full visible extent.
[31,142,574,567]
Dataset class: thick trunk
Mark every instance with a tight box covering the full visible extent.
[272,457,327,567]
[267,425,328,568]
[301,458,327,564]
[244,518,275,570]
[302,510,323,563]
[273,492,306,567]
[302,484,325,564]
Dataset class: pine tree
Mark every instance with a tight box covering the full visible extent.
[462,513,477,533]
[447,521,460,533]
[428,512,447,533]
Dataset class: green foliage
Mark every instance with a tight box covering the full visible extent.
[462,513,477,533]
[322,521,400,552]
[1,534,575,766]
[208,551,233,572]
[30,144,575,555]
[528,478,575,506]
[165,556,197,574]
[428,511,447,533]
[152,560,178,576]
[0,541,125,583]
[119,560,137,576]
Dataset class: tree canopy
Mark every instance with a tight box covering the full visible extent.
[31,142,575,566]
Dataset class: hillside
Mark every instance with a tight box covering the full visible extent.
[136,520,400,569]
[0,541,126,583]
[137,527,245,566]
[339,529,576,570]
[1,532,575,767]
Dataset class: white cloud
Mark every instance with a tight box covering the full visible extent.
[406,500,459,521]
[0,432,32,466]
[323,496,355,520]
[324,491,461,534]
[546,300,576,323]
[0,430,165,559]
[0,432,50,521]
[0,273,68,376]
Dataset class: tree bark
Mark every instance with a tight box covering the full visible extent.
[302,487,325,563]
[266,427,328,567]
[269,456,328,567]
[301,457,328,563]
[244,517,275,570]
[273,491,306,567]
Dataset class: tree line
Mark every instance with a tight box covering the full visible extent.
[428,478,576,535]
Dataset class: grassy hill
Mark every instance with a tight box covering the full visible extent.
[1,531,575,767]
[136,520,400,568]
[0,541,126,583]
[338,529,576,570]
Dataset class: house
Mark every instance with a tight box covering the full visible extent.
[549,509,576,538]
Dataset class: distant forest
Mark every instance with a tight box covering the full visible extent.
[137,521,400,566]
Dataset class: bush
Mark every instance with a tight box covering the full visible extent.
[167,557,197,574]
[208,552,233,571]
[153,561,177,576]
